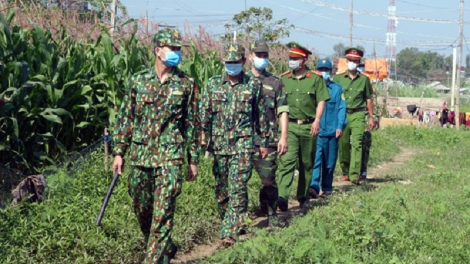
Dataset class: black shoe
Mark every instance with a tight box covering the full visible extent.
[168,244,178,259]
[277,197,288,212]
[299,198,311,209]
[308,187,319,199]
[161,244,178,264]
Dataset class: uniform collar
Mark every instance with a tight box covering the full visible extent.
[152,66,181,83]
[342,70,360,80]
[247,69,271,79]
[223,72,248,85]
[287,67,311,79]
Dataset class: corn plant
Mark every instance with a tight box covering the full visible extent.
[0,9,150,173]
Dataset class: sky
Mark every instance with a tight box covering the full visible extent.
[119,0,470,61]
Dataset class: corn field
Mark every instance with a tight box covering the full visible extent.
[0,9,152,173]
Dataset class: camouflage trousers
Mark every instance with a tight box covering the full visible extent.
[253,146,278,215]
[361,130,372,175]
[213,152,253,240]
[128,165,182,264]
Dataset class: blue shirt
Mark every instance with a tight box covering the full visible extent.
[319,80,347,137]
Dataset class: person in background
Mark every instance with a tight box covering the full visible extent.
[247,40,289,228]
[309,58,346,198]
[357,59,380,179]
[112,28,199,264]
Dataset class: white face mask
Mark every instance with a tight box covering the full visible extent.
[347,61,358,71]
[289,60,301,70]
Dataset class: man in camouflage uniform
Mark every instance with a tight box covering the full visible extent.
[277,42,330,211]
[247,40,289,228]
[112,28,199,264]
[200,42,270,246]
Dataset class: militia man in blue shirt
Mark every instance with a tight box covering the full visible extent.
[309,58,346,198]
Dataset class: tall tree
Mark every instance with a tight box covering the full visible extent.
[333,43,345,57]
[224,7,293,43]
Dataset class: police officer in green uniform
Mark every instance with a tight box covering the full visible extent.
[333,47,374,185]
[247,40,289,228]
[277,42,330,211]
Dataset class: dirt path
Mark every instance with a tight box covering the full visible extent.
[173,147,417,264]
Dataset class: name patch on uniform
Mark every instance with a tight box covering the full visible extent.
[264,85,274,91]
[137,90,151,94]
[172,91,183,95]
[242,91,251,94]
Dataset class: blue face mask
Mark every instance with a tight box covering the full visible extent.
[225,63,243,76]
[357,67,365,73]
[253,58,269,70]
[161,50,182,67]
[322,71,330,80]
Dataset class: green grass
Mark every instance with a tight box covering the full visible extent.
[203,126,470,264]
[2,127,468,263]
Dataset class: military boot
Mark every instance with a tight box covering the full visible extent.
[161,244,178,264]
[267,206,280,229]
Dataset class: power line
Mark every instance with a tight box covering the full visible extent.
[296,0,470,24]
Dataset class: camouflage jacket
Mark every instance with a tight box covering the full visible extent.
[200,72,271,155]
[112,67,199,167]
[246,70,288,147]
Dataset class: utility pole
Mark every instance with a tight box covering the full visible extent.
[349,0,353,47]
[456,0,464,130]
[146,1,149,36]
[110,0,117,38]
[245,0,250,42]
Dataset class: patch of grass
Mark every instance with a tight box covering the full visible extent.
[203,127,470,264]
[0,148,262,263]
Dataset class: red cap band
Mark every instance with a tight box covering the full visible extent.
[346,50,362,58]
[289,48,308,58]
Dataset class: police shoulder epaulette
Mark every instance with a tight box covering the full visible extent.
[310,70,322,77]
[279,71,290,77]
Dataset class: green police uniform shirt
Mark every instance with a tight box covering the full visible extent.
[113,67,200,167]
[247,70,289,147]
[200,73,271,155]
[281,68,330,120]
[333,70,373,109]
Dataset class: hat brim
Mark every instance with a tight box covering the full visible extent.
[252,48,269,53]
[346,54,362,59]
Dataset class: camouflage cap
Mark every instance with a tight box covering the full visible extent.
[153,28,185,47]
[250,40,269,53]
[224,42,245,62]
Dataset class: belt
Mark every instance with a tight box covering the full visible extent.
[288,118,315,125]
[346,107,367,114]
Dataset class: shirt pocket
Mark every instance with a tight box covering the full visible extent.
[135,90,155,117]
[236,90,253,113]
[132,91,156,145]
[166,90,185,117]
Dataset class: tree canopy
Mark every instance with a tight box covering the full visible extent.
[224,7,293,43]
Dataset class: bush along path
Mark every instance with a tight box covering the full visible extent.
[200,126,470,264]
[174,139,414,263]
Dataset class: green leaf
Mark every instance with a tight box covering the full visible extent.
[41,114,62,124]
